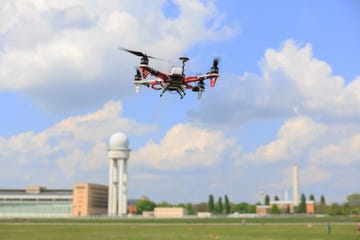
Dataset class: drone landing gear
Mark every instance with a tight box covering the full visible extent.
[160,90,186,99]
[178,90,186,99]
[160,84,186,99]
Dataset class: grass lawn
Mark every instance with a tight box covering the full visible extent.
[0,222,358,240]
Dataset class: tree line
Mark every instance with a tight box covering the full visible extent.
[135,193,360,216]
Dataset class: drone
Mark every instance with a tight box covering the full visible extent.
[120,48,219,99]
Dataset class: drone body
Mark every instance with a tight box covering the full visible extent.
[120,48,219,99]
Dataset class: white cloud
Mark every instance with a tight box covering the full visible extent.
[238,117,326,164]
[0,0,234,111]
[309,134,360,166]
[55,141,108,178]
[55,148,85,178]
[190,40,360,127]
[260,40,360,117]
[0,100,156,182]
[301,165,331,186]
[236,115,360,197]
[132,123,241,170]
[238,115,360,166]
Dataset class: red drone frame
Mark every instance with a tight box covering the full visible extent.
[120,48,219,99]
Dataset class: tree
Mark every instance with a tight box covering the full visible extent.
[224,195,231,214]
[285,204,291,214]
[309,194,315,201]
[235,202,249,213]
[208,195,215,213]
[316,194,327,214]
[297,193,307,213]
[247,204,257,213]
[347,193,360,206]
[265,195,270,205]
[235,202,257,213]
[192,202,208,213]
[328,203,341,215]
[136,199,156,214]
[270,204,281,214]
[347,193,360,214]
[185,203,195,215]
[229,202,236,213]
[216,197,223,214]
[274,195,279,201]
[340,203,351,215]
[315,202,328,214]
[320,195,326,205]
[157,201,172,207]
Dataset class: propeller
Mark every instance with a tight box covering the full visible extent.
[211,57,219,74]
[119,47,157,59]
[213,57,219,68]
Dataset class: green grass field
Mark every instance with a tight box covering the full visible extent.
[0,218,359,240]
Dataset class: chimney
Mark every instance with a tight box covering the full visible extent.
[292,163,299,206]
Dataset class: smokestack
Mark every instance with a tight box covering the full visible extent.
[292,163,299,206]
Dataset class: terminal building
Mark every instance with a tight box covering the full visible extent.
[0,183,137,218]
[0,186,73,218]
[72,183,108,217]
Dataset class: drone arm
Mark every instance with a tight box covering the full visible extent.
[202,73,218,87]
[209,75,218,87]
[184,74,218,86]
[140,65,168,80]
[134,78,162,93]
[184,76,199,83]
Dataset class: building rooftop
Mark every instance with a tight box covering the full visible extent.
[0,186,73,197]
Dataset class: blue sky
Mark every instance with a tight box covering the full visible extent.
[1,0,360,205]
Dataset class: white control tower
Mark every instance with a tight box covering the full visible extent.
[108,132,130,216]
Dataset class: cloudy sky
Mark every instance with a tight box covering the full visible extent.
[1,0,359,205]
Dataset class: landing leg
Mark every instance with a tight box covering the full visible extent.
[180,88,186,97]
[176,89,185,99]
[160,84,170,97]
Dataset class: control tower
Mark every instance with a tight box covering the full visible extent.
[108,132,130,216]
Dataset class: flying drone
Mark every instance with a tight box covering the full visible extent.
[120,48,219,99]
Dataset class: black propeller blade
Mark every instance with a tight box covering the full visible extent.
[213,57,219,68]
[119,47,157,59]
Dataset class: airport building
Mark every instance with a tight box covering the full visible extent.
[0,186,73,218]
[154,207,185,218]
[72,183,108,217]
[0,183,137,218]
[141,207,185,218]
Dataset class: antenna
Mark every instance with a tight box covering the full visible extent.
[179,57,189,76]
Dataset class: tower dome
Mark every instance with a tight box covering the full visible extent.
[109,132,129,148]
